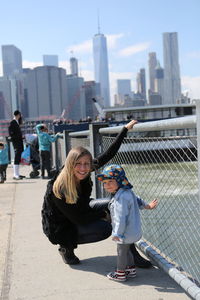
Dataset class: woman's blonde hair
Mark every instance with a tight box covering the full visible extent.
[53,146,93,204]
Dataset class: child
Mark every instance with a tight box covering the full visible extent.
[0,142,9,183]
[36,124,60,179]
[97,164,158,282]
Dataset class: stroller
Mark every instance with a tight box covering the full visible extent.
[26,134,57,179]
[28,135,40,178]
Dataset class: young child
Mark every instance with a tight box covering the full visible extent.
[36,124,60,179]
[97,164,158,282]
[0,142,9,183]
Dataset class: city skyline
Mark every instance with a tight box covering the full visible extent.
[0,0,200,105]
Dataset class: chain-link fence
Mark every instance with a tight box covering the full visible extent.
[101,133,199,286]
[57,116,200,290]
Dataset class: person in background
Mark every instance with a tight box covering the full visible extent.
[0,142,9,183]
[36,124,60,179]
[8,110,25,180]
[97,164,158,282]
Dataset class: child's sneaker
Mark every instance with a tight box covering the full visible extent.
[125,266,136,278]
[107,270,127,282]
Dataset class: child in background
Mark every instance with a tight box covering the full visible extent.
[97,164,158,282]
[0,142,9,183]
[36,124,60,179]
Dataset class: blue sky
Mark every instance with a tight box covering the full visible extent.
[0,0,200,104]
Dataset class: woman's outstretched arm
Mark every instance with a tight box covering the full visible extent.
[94,120,137,169]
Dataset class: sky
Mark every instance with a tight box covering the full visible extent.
[0,0,200,105]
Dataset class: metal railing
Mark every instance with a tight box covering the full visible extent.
[57,114,200,299]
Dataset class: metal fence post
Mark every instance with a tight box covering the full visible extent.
[63,130,73,156]
[89,123,108,199]
[195,100,200,201]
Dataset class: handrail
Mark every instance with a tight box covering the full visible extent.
[68,115,196,137]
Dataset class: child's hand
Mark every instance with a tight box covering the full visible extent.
[146,199,158,209]
[112,236,121,241]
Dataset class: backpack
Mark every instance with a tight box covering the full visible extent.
[41,171,60,244]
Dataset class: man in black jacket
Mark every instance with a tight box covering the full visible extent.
[8,110,25,180]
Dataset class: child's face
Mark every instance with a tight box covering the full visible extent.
[0,145,4,150]
[103,179,119,193]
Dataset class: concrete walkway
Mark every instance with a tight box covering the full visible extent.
[0,166,191,300]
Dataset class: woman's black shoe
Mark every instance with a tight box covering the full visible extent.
[130,243,152,268]
[58,247,80,265]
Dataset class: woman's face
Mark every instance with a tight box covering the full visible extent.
[74,155,91,181]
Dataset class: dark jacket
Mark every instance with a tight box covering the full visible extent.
[42,126,128,248]
[8,119,23,147]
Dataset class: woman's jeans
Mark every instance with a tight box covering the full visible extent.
[77,198,112,245]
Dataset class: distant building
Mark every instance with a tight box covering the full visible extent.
[70,57,78,76]
[1,45,22,77]
[0,78,12,119]
[163,32,181,104]
[84,81,99,119]
[65,75,86,121]
[24,66,67,118]
[43,55,58,67]
[136,68,146,102]
[149,93,162,106]
[116,79,131,105]
[93,32,110,107]
[104,103,195,122]
[154,61,165,103]
[148,52,157,94]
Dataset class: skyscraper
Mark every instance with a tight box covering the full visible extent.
[136,68,146,102]
[70,57,78,76]
[24,66,67,118]
[93,32,110,107]
[163,32,181,104]
[148,52,157,93]
[155,61,165,103]
[1,45,22,77]
[43,55,59,67]
[116,79,131,105]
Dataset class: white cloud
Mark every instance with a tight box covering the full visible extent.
[66,40,92,55]
[59,60,70,72]
[182,76,200,99]
[118,42,151,57]
[187,51,200,59]
[80,70,94,81]
[106,33,124,49]
[23,60,42,69]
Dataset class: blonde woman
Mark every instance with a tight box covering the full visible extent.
[42,120,152,267]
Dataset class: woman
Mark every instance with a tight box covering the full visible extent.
[42,120,152,267]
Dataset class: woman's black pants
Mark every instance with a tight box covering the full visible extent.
[77,198,112,244]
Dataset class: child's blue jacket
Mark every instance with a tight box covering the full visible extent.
[109,188,147,244]
[36,124,58,151]
[0,144,9,165]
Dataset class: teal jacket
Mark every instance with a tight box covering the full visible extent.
[36,124,59,151]
[0,144,9,165]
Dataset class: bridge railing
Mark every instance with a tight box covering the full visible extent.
[58,114,200,296]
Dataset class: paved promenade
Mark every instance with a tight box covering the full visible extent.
[0,165,191,300]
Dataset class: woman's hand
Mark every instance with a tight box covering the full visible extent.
[125,120,138,130]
